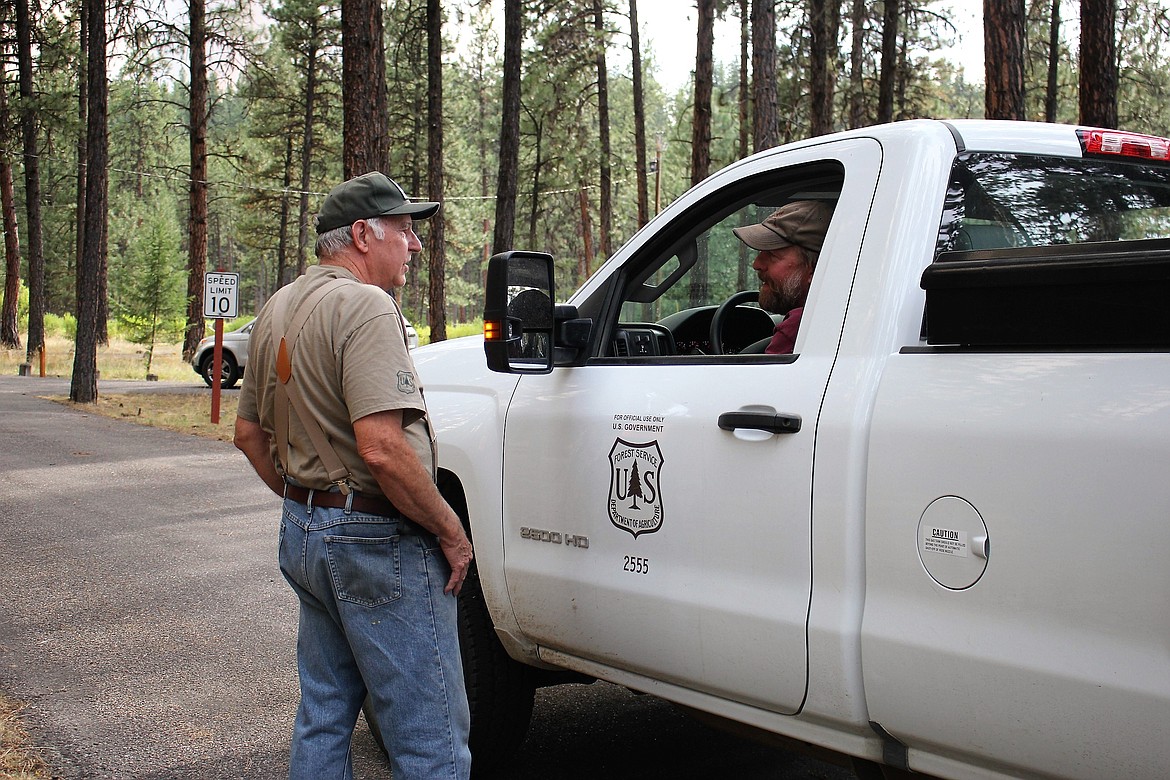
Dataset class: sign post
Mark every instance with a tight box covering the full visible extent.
[203,272,239,424]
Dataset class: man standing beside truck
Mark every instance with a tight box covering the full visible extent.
[733,200,834,354]
[233,171,473,780]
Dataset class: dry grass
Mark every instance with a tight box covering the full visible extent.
[62,393,239,443]
[0,696,50,780]
[1,333,238,443]
[0,336,199,383]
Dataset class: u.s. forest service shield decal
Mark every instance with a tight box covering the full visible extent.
[608,439,665,538]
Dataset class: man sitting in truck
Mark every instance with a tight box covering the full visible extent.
[732,200,834,354]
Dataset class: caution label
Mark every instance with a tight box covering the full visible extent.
[922,526,968,558]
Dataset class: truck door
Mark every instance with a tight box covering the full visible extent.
[500,140,881,713]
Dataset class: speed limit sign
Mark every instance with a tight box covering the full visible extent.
[203,272,239,319]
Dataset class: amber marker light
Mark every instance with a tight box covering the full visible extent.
[484,320,504,341]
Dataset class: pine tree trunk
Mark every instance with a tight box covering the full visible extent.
[895,0,910,120]
[76,0,107,347]
[594,0,613,259]
[737,0,750,291]
[527,121,543,249]
[690,0,716,308]
[492,0,522,255]
[297,21,320,280]
[692,0,715,185]
[738,0,749,159]
[342,0,390,177]
[16,0,45,365]
[71,0,106,404]
[1045,0,1061,122]
[877,0,899,123]
[0,67,20,350]
[426,0,447,343]
[1079,0,1117,128]
[477,40,492,274]
[578,184,594,284]
[277,136,293,288]
[183,0,209,363]
[848,0,866,128]
[984,0,1027,120]
[75,0,88,332]
[97,196,108,345]
[809,0,840,137]
[751,0,779,151]
[630,0,650,228]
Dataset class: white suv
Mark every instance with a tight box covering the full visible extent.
[193,316,420,389]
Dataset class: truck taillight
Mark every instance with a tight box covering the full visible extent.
[1078,128,1170,161]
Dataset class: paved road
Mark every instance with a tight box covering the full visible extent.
[0,375,852,779]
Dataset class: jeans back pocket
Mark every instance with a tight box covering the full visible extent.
[324,533,402,607]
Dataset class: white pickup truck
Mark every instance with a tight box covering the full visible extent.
[410,120,1170,779]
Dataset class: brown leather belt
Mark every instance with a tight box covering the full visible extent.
[283,484,399,517]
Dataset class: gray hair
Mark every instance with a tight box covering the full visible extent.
[315,215,388,258]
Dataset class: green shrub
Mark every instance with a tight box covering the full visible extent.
[44,313,76,339]
[414,319,482,346]
[15,280,29,325]
[447,320,483,340]
[224,316,254,333]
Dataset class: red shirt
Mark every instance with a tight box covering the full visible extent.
[765,307,803,355]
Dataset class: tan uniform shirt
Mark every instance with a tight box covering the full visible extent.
[237,265,436,494]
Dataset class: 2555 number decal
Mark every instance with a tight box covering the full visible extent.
[623,556,649,575]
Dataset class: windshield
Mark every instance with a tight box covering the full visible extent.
[936,153,1170,255]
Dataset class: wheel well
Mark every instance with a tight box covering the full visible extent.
[436,469,470,535]
[438,468,596,690]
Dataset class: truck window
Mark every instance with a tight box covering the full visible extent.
[609,165,845,358]
[926,153,1170,350]
[936,153,1170,254]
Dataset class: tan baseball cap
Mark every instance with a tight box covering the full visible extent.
[315,172,439,234]
[732,201,834,253]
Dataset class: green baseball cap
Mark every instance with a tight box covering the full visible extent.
[314,172,440,234]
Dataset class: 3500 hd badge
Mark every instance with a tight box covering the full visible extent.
[519,527,590,548]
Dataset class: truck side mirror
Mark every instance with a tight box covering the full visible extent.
[484,251,556,374]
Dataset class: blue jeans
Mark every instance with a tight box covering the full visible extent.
[279,496,471,780]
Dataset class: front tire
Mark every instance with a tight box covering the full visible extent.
[199,352,240,389]
[459,565,536,776]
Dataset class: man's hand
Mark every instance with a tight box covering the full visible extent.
[440,529,474,596]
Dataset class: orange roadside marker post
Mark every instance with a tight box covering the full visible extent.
[211,317,224,424]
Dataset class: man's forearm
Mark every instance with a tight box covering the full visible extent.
[354,410,473,594]
[364,437,462,539]
[353,412,463,536]
[233,417,285,496]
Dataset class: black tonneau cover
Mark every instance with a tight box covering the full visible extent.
[921,238,1170,348]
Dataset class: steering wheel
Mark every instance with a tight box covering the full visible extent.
[709,290,762,355]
